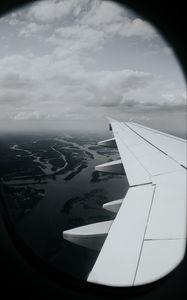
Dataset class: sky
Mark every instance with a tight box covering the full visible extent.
[0,0,186,135]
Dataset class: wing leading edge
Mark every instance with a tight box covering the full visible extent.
[63,119,186,287]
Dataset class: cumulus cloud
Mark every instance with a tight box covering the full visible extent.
[119,18,157,39]
[0,0,186,128]
[43,0,157,59]
[13,111,42,120]
[28,0,83,22]
[79,1,157,39]
[6,0,157,42]
[19,22,48,37]
[0,50,184,123]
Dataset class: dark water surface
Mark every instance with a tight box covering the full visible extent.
[0,131,128,280]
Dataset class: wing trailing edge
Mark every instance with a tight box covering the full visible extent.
[63,119,186,287]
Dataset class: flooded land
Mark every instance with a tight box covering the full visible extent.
[0,130,128,280]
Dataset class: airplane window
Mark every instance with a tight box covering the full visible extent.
[0,0,186,288]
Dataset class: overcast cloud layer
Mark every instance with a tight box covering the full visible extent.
[0,0,186,134]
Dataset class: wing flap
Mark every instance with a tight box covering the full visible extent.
[87,120,186,286]
[63,119,186,287]
[145,170,186,239]
[134,239,186,285]
[88,184,155,286]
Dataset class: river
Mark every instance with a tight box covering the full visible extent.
[9,135,128,280]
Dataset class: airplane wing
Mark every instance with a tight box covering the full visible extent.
[63,119,186,287]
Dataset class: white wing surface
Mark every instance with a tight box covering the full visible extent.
[63,119,187,287]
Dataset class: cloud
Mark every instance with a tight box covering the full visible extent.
[80,0,127,27]
[145,46,173,57]
[13,111,42,120]
[120,98,140,107]
[28,0,85,22]
[0,0,185,127]
[0,90,28,105]
[158,92,186,110]
[0,72,36,89]
[119,93,186,112]
[83,69,154,107]
[18,22,48,37]
[49,24,106,55]
[23,0,157,42]
[0,49,185,123]
[162,46,173,55]
[79,1,157,39]
[43,0,157,62]
[119,18,157,40]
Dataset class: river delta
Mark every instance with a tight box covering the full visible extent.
[0,130,128,280]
